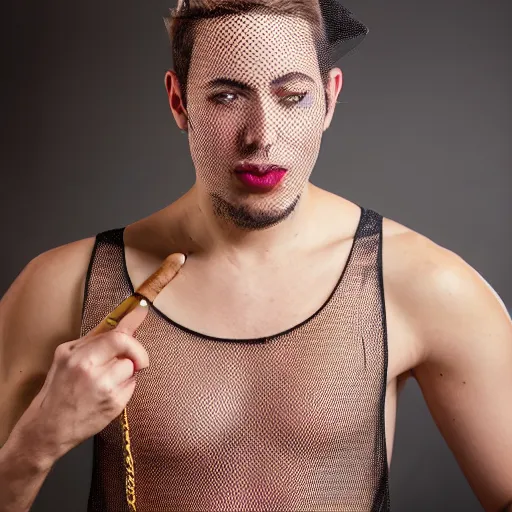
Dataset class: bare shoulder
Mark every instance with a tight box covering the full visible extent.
[0,236,96,443]
[0,236,97,369]
[380,213,509,370]
[380,214,449,286]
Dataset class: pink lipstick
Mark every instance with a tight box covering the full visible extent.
[234,163,287,191]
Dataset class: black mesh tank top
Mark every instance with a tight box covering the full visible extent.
[80,205,391,511]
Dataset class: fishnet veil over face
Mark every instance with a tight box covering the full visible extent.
[186,11,326,229]
[165,0,367,230]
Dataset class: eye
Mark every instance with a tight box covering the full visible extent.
[281,92,308,106]
[211,92,238,104]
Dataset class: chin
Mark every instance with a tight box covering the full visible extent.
[210,192,300,231]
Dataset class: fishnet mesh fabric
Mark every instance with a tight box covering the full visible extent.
[81,207,390,512]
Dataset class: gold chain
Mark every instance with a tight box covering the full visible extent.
[120,407,137,511]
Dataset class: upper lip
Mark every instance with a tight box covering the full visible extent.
[234,162,288,175]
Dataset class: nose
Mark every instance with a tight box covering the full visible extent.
[241,97,278,152]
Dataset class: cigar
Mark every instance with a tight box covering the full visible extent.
[90,252,186,334]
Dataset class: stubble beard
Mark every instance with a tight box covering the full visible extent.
[210,192,301,231]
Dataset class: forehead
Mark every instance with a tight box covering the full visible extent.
[188,12,321,86]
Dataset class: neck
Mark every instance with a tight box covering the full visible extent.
[177,183,319,265]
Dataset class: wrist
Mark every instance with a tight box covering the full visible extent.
[6,419,60,473]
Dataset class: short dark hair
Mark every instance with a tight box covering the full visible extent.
[164,0,333,113]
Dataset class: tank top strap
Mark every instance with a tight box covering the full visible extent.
[80,227,131,338]
[360,207,382,238]
[325,205,387,376]
[341,206,383,288]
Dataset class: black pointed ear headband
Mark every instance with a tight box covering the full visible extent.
[318,0,368,62]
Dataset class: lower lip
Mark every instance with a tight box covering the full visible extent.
[235,170,287,191]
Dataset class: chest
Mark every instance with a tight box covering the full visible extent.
[125,234,420,385]
[103,319,389,510]
[122,224,422,468]
[130,318,386,462]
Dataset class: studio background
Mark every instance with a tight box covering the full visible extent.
[2,0,511,510]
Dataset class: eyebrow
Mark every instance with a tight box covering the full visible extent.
[205,71,315,91]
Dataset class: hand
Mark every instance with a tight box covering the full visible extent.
[12,252,186,466]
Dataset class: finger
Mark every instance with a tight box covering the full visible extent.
[102,357,136,387]
[85,251,186,338]
[135,252,186,303]
[86,294,149,337]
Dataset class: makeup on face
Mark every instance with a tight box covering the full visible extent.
[184,13,328,227]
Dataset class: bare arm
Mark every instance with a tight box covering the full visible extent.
[0,238,95,511]
[0,423,55,512]
[392,232,512,512]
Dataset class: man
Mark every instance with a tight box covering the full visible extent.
[1,0,511,511]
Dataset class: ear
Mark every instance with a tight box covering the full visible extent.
[164,70,189,132]
[323,68,343,131]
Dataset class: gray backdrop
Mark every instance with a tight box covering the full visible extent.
[2,0,511,510]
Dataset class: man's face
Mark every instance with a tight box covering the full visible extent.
[185,12,330,229]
